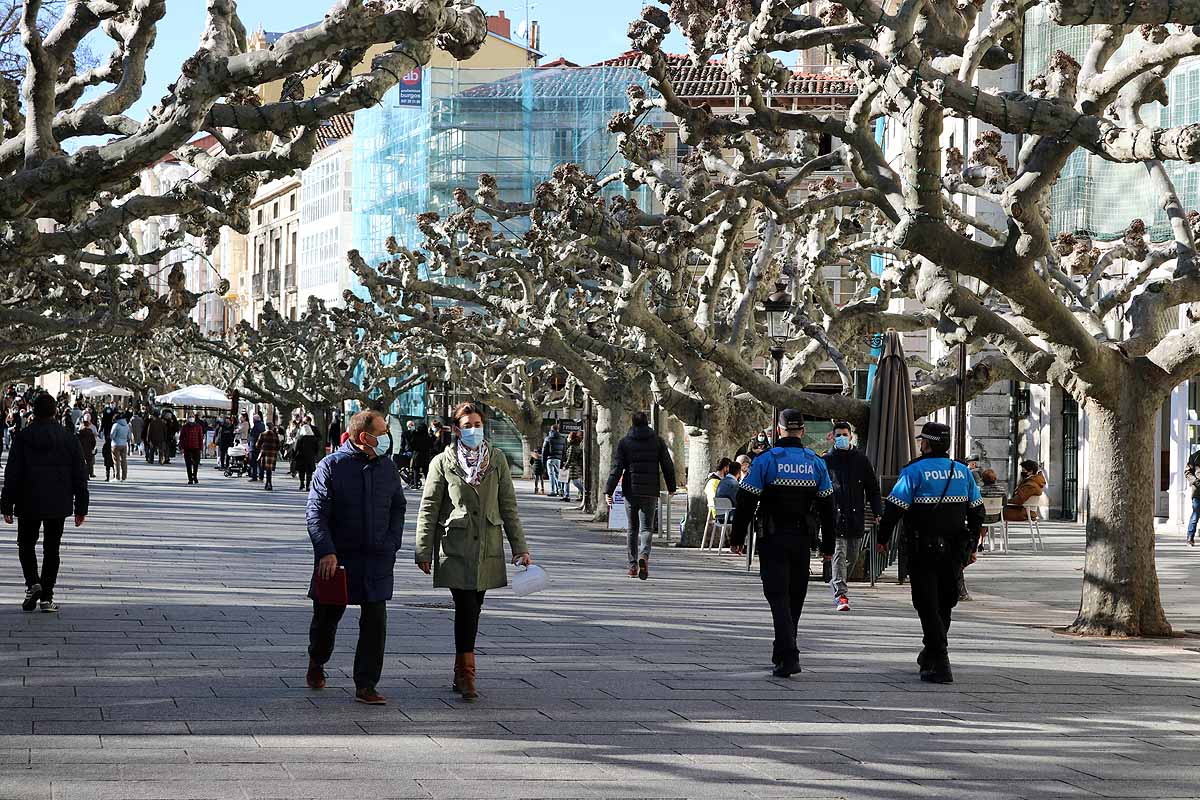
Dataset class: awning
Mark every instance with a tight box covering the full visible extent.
[155,384,232,410]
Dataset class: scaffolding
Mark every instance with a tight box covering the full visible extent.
[351,66,661,272]
[1024,8,1200,241]
[351,66,661,443]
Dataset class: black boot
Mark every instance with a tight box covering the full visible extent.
[920,656,954,684]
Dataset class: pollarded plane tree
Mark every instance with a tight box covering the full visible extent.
[349,230,658,518]
[0,0,486,342]
[630,0,1200,636]
[439,62,1012,541]
[195,294,431,442]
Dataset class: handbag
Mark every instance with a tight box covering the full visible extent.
[512,564,549,596]
[557,467,570,483]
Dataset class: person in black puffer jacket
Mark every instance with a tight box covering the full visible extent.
[605,411,677,580]
[1,393,89,612]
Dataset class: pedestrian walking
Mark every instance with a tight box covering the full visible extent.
[326,413,342,454]
[129,412,143,455]
[179,414,206,485]
[247,413,265,482]
[256,423,280,490]
[305,409,406,705]
[730,410,836,678]
[541,424,567,497]
[430,419,453,455]
[402,419,434,481]
[162,409,179,462]
[109,414,131,481]
[875,422,984,684]
[77,416,98,478]
[529,452,545,494]
[822,421,882,613]
[146,411,168,464]
[293,416,321,491]
[236,412,250,445]
[1186,450,1200,546]
[101,433,113,482]
[217,415,236,469]
[604,411,677,580]
[415,402,531,703]
[561,431,583,503]
[2,393,89,613]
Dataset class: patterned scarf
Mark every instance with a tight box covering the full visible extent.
[456,440,491,486]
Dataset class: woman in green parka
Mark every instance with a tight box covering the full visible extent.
[415,401,532,702]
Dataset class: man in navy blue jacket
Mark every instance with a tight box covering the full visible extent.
[305,410,406,705]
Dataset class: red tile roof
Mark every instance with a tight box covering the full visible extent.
[317,113,354,148]
[459,56,855,100]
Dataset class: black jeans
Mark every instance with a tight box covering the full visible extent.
[218,445,228,468]
[757,535,811,667]
[908,554,962,664]
[296,467,314,490]
[18,517,66,600]
[183,448,201,482]
[450,589,487,653]
[248,447,259,480]
[308,601,387,690]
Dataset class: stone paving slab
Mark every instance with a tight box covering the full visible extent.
[0,460,1198,798]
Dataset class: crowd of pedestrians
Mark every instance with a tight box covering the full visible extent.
[3,379,1058,705]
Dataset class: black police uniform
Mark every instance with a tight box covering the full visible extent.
[878,443,984,682]
[732,434,836,675]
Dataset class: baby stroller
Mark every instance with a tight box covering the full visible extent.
[224,443,249,477]
[392,450,423,491]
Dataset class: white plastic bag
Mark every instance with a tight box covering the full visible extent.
[512,564,548,596]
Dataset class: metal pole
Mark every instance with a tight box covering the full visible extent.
[955,342,968,461]
[770,347,783,444]
[583,392,595,514]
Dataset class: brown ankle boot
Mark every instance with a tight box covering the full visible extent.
[452,653,465,693]
[461,652,478,701]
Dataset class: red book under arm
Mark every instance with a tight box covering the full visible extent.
[313,566,348,606]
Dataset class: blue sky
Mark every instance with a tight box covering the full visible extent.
[120,1,674,119]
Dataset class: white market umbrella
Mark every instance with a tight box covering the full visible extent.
[156,384,232,410]
[77,381,133,398]
[66,377,104,390]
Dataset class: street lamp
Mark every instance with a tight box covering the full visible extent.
[761,280,792,443]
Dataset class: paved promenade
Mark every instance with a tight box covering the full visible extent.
[1,458,1198,799]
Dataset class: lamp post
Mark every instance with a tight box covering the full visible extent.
[761,280,791,444]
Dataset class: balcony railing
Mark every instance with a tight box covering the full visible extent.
[252,272,264,299]
[285,262,297,291]
[268,268,280,296]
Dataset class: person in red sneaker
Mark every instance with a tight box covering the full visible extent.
[823,421,882,613]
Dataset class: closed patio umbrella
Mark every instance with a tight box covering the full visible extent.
[863,330,915,583]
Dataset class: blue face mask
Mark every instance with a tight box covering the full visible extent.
[371,433,391,457]
[459,426,484,448]
[834,435,850,450]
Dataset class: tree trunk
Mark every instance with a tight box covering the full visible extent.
[593,398,633,522]
[522,434,539,482]
[1068,399,1172,637]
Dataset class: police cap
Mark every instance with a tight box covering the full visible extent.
[916,421,951,451]
[778,409,806,431]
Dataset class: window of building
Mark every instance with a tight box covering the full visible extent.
[291,231,297,264]
[256,209,263,226]
[290,194,296,212]
[273,201,279,219]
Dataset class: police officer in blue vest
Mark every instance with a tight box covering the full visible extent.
[876,422,984,684]
[731,410,836,678]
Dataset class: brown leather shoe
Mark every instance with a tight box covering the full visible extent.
[460,652,478,702]
[354,687,387,705]
[627,566,638,578]
[306,660,326,690]
[452,653,465,694]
